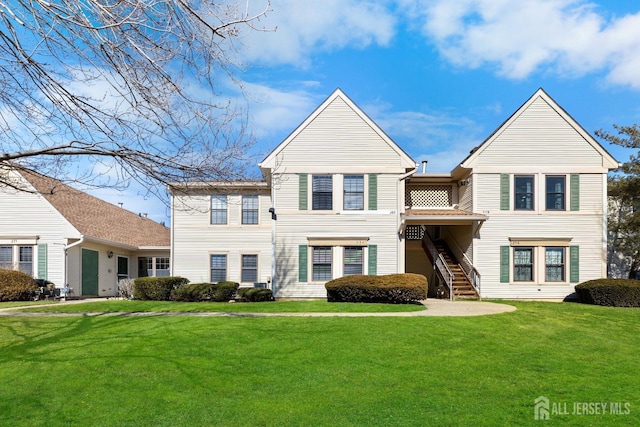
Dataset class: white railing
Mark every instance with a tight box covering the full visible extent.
[442,228,481,298]
[422,229,453,301]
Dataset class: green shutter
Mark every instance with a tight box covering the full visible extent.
[570,174,580,211]
[299,174,308,210]
[298,245,308,282]
[368,245,377,275]
[368,174,378,210]
[500,245,510,283]
[500,174,510,210]
[37,243,48,280]
[570,246,579,283]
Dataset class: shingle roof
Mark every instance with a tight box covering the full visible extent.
[403,209,488,221]
[20,169,170,248]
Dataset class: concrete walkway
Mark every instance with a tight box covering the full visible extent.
[0,298,516,317]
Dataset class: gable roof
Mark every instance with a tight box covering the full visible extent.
[455,88,618,173]
[19,169,169,248]
[259,88,416,172]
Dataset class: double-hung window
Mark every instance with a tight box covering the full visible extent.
[514,176,534,210]
[241,254,258,283]
[343,247,363,276]
[0,246,12,270]
[312,246,332,281]
[513,247,534,281]
[343,175,364,210]
[210,254,227,282]
[312,175,333,210]
[545,247,565,281]
[546,176,566,210]
[242,195,259,224]
[211,195,228,224]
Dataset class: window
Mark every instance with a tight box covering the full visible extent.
[343,247,363,276]
[514,176,534,210]
[546,247,565,281]
[0,246,12,270]
[210,254,227,282]
[242,195,259,224]
[139,256,170,277]
[312,246,332,281]
[344,175,364,210]
[513,247,533,281]
[18,246,33,276]
[155,257,170,277]
[312,175,333,210]
[211,195,227,224]
[241,254,258,283]
[546,176,566,210]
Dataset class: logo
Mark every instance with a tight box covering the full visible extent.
[534,396,550,420]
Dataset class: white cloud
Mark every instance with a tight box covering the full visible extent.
[401,0,640,88]
[241,0,397,66]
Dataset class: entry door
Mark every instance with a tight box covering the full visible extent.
[117,256,129,282]
[81,249,99,295]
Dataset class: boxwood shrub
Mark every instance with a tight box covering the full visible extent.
[171,281,239,302]
[237,287,274,302]
[0,269,38,302]
[325,273,428,304]
[575,279,640,307]
[133,276,190,301]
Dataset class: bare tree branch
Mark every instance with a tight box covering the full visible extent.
[0,0,273,202]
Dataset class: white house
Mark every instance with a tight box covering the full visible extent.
[0,167,170,297]
[170,88,617,300]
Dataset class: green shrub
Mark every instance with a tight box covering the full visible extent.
[575,279,640,307]
[133,276,190,301]
[0,269,38,302]
[325,273,427,304]
[237,287,274,302]
[170,281,239,302]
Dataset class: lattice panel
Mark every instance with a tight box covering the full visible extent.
[405,225,425,240]
[406,185,452,207]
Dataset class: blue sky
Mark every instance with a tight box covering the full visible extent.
[96,0,640,223]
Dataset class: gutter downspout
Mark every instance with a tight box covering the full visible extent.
[64,235,84,296]
[397,166,419,274]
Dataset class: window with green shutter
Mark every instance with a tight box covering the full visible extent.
[298,245,308,282]
[368,245,377,275]
[368,174,378,210]
[500,174,510,210]
[570,174,580,211]
[500,245,510,283]
[299,174,308,210]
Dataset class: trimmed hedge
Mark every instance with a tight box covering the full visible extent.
[0,269,38,302]
[237,287,274,302]
[325,273,428,304]
[575,279,640,307]
[171,282,239,302]
[133,276,190,301]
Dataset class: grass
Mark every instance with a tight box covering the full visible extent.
[14,299,426,313]
[0,301,638,426]
[0,300,57,309]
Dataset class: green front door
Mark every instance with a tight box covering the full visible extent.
[81,249,99,295]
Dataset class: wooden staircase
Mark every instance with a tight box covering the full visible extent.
[433,240,479,300]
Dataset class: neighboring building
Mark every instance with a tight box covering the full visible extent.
[0,167,170,296]
[170,88,618,300]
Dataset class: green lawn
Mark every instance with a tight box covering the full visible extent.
[0,301,638,426]
[14,299,426,313]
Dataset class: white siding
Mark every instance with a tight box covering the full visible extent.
[0,171,79,287]
[473,172,606,299]
[473,98,604,169]
[266,97,412,173]
[172,192,272,286]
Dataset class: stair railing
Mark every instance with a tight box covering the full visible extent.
[422,228,453,301]
[442,228,481,298]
